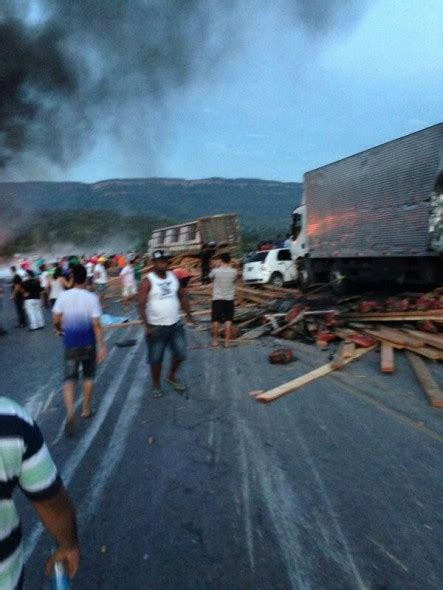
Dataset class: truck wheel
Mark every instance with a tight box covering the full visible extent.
[329,264,348,295]
[270,272,284,288]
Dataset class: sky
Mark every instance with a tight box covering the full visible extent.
[1,0,442,183]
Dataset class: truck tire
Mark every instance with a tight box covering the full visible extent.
[270,272,284,288]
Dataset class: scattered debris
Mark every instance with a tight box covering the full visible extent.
[269,349,295,364]
[104,254,442,408]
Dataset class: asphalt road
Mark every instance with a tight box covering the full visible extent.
[0,289,442,589]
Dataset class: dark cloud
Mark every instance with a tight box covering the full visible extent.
[0,0,370,173]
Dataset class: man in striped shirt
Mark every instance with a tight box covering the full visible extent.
[0,397,79,589]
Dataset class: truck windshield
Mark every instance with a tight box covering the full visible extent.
[248,252,269,263]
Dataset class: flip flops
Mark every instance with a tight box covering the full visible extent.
[165,378,186,392]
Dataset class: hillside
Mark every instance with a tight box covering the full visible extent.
[0,177,302,252]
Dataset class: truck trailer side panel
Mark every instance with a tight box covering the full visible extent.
[304,124,443,259]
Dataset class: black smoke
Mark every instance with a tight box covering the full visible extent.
[0,0,370,173]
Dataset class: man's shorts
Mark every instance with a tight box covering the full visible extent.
[145,321,187,365]
[122,284,137,297]
[211,300,235,323]
[95,283,107,295]
[64,346,96,381]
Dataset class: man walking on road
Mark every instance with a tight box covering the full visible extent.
[94,256,108,308]
[10,266,26,328]
[22,269,45,330]
[120,258,137,307]
[53,264,107,436]
[0,396,80,589]
[139,250,193,398]
[210,253,237,348]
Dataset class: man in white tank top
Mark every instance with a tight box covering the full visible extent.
[138,250,193,397]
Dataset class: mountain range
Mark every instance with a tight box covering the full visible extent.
[0,177,303,252]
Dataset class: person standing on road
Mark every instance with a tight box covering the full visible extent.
[39,263,50,309]
[53,264,107,437]
[0,396,80,589]
[138,250,193,398]
[48,266,71,308]
[10,266,26,328]
[86,258,95,288]
[209,253,237,348]
[22,270,45,331]
[94,256,108,309]
[199,243,212,285]
[120,258,137,307]
[133,254,144,284]
[0,286,7,336]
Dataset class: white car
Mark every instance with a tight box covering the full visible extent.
[242,248,297,287]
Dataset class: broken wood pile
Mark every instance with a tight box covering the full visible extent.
[241,290,443,408]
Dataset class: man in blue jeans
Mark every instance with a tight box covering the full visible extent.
[53,264,107,436]
[138,250,193,398]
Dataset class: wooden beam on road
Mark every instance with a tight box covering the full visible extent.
[403,330,443,351]
[406,351,443,408]
[380,342,395,373]
[253,345,376,404]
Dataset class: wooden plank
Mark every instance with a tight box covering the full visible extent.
[363,328,422,348]
[405,346,443,361]
[331,341,355,369]
[403,329,443,351]
[271,312,305,336]
[343,341,356,359]
[405,351,443,408]
[380,342,395,373]
[253,345,376,403]
[342,312,443,322]
[376,327,424,348]
[237,325,271,341]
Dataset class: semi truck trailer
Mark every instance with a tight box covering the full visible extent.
[291,124,443,291]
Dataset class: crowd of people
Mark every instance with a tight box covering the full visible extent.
[1,253,145,332]
[0,246,239,588]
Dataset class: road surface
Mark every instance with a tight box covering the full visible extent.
[0,289,442,589]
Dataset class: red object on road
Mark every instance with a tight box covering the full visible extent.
[269,349,295,364]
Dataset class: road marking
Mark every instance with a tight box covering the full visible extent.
[294,429,368,590]
[80,362,146,526]
[237,423,256,573]
[24,336,143,561]
[367,536,409,572]
[238,420,309,590]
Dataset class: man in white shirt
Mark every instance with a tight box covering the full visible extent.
[94,257,108,308]
[86,259,94,288]
[138,250,193,398]
[53,264,107,436]
[120,259,137,307]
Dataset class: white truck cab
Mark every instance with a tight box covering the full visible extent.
[290,203,307,261]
